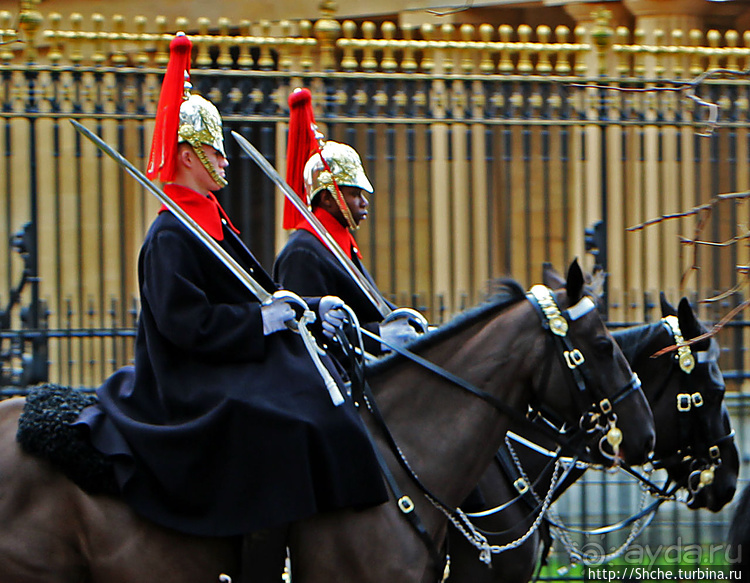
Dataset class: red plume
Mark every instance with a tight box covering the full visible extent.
[284,87,317,229]
[147,33,193,182]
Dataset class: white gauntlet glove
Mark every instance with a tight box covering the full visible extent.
[260,293,296,335]
[318,296,347,339]
[379,317,420,351]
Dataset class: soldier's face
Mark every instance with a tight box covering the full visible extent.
[339,186,369,226]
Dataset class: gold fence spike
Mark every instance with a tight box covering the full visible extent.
[278,20,292,71]
[361,21,376,71]
[498,24,512,73]
[382,21,397,72]
[726,29,739,71]
[574,25,587,76]
[134,16,149,66]
[633,28,645,77]
[460,24,475,75]
[18,0,42,62]
[537,25,551,74]
[518,24,532,73]
[217,18,233,68]
[654,29,665,78]
[238,20,254,68]
[154,16,169,66]
[258,21,274,69]
[314,1,341,72]
[421,24,435,73]
[478,24,493,74]
[689,29,703,76]
[195,17,212,67]
[441,23,454,75]
[707,29,720,71]
[671,29,684,78]
[112,14,128,66]
[340,20,357,71]
[555,25,571,75]
[69,13,83,65]
[299,20,313,71]
[402,23,417,73]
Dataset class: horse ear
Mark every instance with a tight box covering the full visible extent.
[660,291,677,317]
[677,297,710,349]
[566,259,584,302]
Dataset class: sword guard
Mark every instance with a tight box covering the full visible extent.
[383,307,430,334]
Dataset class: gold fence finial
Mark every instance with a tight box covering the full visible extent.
[314,0,340,71]
[18,0,42,61]
[591,7,613,76]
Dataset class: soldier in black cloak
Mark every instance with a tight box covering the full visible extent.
[273,88,425,356]
[74,34,387,582]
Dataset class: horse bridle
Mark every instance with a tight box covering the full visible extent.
[346,284,643,578]
[649,315,735,499]
[525,284,642,462]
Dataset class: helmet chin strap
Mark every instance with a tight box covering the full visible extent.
[191,142,228,188]
[329,182,357,230]
[312,126,358,231]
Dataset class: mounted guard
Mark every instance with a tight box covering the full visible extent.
[273,88,428,356]
[72,33,387,583]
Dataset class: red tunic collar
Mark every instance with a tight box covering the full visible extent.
[295,207,362,260]
[158,184,240,241]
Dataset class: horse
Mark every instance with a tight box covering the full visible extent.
[446,290,739,583]
[0,260,656,583]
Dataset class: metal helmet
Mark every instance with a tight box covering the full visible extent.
[303,141,373,202]
[147,33,227,188]
[178,93,228,188]
[178,93,226,158]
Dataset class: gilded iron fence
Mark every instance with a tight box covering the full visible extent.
[2,10,750,388]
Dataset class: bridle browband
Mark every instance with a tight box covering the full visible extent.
[346,284,643,578]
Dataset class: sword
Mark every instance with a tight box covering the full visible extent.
[232,130,429,331]
[70,119,345,406]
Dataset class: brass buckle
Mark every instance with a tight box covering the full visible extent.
[513,477,530,495]
[677,393,691,412]
[691,392,704,408]
[398,496,415,514]
[709,445,720,460]
[599,398,612,415]
[564,349,585,369]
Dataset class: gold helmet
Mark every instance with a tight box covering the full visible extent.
[304,141,373,202]
[178,92,227,187]
[147,33,227,188]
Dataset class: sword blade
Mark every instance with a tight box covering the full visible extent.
[231,130,392,318]
[71,119,272,304]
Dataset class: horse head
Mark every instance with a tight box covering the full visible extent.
[654,294,738,511]
[533,260,655,466]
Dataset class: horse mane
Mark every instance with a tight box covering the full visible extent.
[366,278,526,375]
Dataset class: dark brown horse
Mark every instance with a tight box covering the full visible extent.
[0,261,655,583]
[446,292,739,583]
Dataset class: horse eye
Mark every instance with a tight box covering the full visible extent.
[594,336,614,357]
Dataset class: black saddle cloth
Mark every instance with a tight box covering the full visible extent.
[16,384,119,495]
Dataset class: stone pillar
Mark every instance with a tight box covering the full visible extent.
[622,0,706,42]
